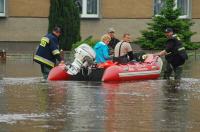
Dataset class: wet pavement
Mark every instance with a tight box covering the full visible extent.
[0,52,200,132]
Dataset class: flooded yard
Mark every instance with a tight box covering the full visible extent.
[0,52,200,131]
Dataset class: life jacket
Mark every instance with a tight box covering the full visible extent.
[33,33,60,68]
[165,35,188,67]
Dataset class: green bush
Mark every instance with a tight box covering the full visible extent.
[71,36,99,50]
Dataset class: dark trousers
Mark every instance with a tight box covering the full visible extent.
[113,55,128,64]
[163,62,183,80]
[40,64,52,79]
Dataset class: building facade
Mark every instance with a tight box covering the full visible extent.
[0,0,200,43]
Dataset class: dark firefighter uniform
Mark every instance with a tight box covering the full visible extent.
[164,35,188,80]
[33,33,62,79]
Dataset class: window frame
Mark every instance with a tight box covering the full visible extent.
[0,0,6,17]
[153,0,191,19]
[79,0,100,18]
[175,0,191,19]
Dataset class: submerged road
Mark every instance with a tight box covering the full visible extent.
[0,52,200,131]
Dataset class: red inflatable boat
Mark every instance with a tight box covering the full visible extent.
[48,54,163,82]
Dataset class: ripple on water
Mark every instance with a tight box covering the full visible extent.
[0,113,49,124]
[2,77,42,85]
[180,78,200,90]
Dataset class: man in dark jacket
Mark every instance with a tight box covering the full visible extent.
[34,26,64,80]
[107,28,120,53]
[154,28,188,80]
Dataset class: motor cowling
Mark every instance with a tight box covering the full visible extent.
[66,44,96,75]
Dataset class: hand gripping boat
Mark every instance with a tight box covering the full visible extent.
[48,44,163,82]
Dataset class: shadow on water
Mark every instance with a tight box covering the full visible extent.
[1,52,200,131]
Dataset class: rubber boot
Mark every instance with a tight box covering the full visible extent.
[174,66,183,80]
[163,62,173,80]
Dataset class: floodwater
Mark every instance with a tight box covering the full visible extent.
[1,52,200,132]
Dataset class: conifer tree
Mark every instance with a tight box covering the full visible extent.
[48,0,81,50]
[137,0,197,50]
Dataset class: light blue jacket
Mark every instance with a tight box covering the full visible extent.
[94,41,111,63]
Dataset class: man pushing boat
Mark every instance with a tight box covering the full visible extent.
[154,28,188,81]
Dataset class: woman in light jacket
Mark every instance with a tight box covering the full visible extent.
[94,34,111,63]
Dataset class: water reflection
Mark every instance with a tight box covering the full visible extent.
[0,55,41,78]
[1,53,200,131]
[1,78,200,131]
[158,79,200,132]
[158,81,189,131]
[104,81,175,132]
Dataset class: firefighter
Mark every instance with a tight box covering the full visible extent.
[154,28,188,80]
[34,26,64,80]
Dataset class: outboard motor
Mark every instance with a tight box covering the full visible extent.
[66,44,96,75]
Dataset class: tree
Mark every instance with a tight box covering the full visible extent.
[136,0,197,50]
[48,0,81,50]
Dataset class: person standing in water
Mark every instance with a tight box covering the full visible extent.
[154,28,188,80]
[34,26,64,80]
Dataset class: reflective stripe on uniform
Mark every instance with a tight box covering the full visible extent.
[178,47,185,51]
[52,49,60,55]
[40,37,50,47]
[34,55,55,67]
[177,36,181,41]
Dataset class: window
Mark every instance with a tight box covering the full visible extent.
[0,0,6,17]
[154,0,191,18]
[176,0,190,18]
[154,0,165,15]
[75,0,99,18]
